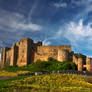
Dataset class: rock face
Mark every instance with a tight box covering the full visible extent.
[1,38,92,73]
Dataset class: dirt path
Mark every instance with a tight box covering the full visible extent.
[0,76,15,80]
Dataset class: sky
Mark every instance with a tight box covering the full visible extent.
[0,0,92,60]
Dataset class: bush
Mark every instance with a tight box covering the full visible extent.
[48,57,57,61]
[3,60,77,72]
[61,61,77,70]
[36,59,42,62]
[29,60,77,72]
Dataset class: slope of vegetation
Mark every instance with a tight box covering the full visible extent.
[2,59,77,72]
[0,70,30,77]
[0,74,92,92]
[0,59,91,92]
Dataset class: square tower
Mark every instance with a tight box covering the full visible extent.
[17,38,34,66]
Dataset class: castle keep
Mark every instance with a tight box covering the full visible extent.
[1,38,92,73]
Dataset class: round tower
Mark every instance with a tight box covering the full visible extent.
[86,57,92,73]
[73,55,78,65]
[78,58,83,71]
[58,49,69,62]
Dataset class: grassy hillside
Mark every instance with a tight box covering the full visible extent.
[0,70,30,77]
[2,60,77,72]
[0,74,92,92]
[1,60,89,92]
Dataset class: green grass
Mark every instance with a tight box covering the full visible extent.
[2,60,77,72]
[0,60,86,92]
[0,76,29,92]
[0,74,92,92]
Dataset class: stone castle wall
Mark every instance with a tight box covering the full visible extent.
[1,38,92,73]
[1,38,43,66]
[34,45,71,62]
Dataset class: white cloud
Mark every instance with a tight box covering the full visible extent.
[0,9,42,32]
[28,1,38,23]
[0,8,42,49]
[43,40,51,46]
[71,0,92,12]
[71,0,86,6]
[71,0,91,6]
[54,2,67,8]
[56,19,92,50]
[86,5,92,13]
[12,22,42,31]
[0,41,3,47]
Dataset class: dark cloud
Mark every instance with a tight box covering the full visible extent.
[0,0,92,57]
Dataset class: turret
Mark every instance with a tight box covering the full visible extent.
[10,44,18,66]
[86,57,92,73]
[73,55,78,65]
[58,49,69,62]
[1,47,10,65]
[17,38,35,66]
[78,58,83,71]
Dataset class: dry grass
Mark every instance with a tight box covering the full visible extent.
[0,70,29,77]
[8,74,92,92]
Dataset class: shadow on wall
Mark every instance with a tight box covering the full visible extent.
[0,53,1,61]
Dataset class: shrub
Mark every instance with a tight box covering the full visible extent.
[3,60,77,72]
[36,59,42,62]
[29,60,77,72]
[48,57,57,61]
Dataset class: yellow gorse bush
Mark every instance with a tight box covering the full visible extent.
[0,70,29,77]
[9,74,92,91]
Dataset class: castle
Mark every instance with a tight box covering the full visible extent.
[0,38,92,73]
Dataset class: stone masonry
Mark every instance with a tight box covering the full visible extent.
[1,38,92,73]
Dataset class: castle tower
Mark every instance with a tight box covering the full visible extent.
[10,44,18,66]
[58,49,69,62]
[86,58,92,73]
[78,58,83,71]
[1,47,10,65]
[72,55,78,65]
[17,38,35,66]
